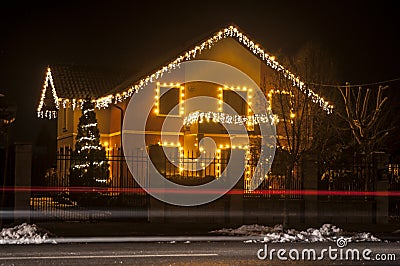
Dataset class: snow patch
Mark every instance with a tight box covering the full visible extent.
[210,224,381,243]
[0,223,54,244]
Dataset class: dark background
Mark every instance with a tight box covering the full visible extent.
[0,0,399,145]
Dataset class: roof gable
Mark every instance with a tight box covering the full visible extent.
[93,25,333,114]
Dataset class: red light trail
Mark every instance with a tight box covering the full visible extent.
[1,186,399,197]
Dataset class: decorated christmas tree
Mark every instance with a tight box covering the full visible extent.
[69,100,109,205]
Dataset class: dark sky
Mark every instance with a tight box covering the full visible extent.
[0,0,399,144]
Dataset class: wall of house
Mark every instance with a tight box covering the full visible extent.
[117,37,272,185]
[57,108,78,152]
[97,108,111,134]
[56,101,126,149]
[55,37,268,154]
[122,80,183,153]
[195,37,261,87]
[184,81,220,113]
[99,101,125,151]
[187,38,272,154]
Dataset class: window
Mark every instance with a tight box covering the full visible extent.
[62,108,68,132]
[155,83,183,116]
[222,89,247,116]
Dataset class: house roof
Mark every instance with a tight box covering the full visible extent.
[104,24,238,96]
[50,65,125,99]
[37,24,333,119]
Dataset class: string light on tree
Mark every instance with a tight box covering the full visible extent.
[69,100,110,206]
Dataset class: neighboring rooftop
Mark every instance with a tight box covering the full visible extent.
[49,64,126,99]
[37,64,128,118]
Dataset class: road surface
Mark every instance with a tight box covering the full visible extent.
[0,238,399,265]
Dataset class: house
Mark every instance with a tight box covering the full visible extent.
[36,24,333,193]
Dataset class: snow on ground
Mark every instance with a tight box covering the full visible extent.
[210,224,381,243]
[0,223,54,244]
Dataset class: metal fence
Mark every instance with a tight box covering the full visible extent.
[150,147,229,186]
[317,152,378,201]
[30,146,306,221]
[389,163,400,221]
[30,147,400,221]
[244,167,303,199]
[318,167,375,201]
[30,148,150,222]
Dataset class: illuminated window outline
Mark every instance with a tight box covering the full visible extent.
[154,82,185,117]
[218,86,252,116]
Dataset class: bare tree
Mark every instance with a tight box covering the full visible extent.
[337,84,390,155]
[261,42,340,228]
[261,65,322,229]
[336,84,392,192]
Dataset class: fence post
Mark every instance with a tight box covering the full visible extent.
[302,152,318,225]
[374,152,389,224]
[14,143,32,224]
[228,149,245,225]
[148,145,165,222]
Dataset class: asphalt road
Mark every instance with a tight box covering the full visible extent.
[0,239,399,265]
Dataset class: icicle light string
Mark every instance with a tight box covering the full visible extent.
[183,111,277,127]
[38,26,334,117]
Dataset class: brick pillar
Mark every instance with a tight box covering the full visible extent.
[147,161,166,223]
[375,180,389,224]
[374,152,389,224]
[228,149,245,225]
[302,152,318,225]
[14,143,32,223]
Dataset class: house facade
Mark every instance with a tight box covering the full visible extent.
[37,25,333,192]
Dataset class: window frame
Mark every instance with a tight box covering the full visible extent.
[220,86,251,116]
[155,83,185,117]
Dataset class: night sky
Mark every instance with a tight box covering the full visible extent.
[0,0,399,145]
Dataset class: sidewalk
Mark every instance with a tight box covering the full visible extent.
[36,221,222,238]
[35,221,400,240]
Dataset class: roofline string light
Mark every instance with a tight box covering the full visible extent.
[37,67,59,119]
[94,25,333,113]
[38,25,333,117]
